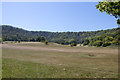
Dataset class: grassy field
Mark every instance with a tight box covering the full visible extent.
[2,42,118,78]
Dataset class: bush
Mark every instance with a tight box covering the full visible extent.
[45,41,48,45]
[111,40,118,45]
[60,41,70,45]
[36,36,46,42]
[93,40,102,47]
[70,43,77,47]
[117,19,120,25]
[18,40,21,43]
[83,39,89,46]
[89,41,94,46]
[61,42,65,45]
[102,42,111,47]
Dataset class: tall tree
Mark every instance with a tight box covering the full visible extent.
[96,0,120,25]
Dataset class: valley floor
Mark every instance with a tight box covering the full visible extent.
[2,42,118,78]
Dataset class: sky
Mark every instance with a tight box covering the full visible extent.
[2,2,118,32]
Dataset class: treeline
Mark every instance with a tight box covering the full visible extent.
[26,36,46,42]
[1,25,120,47]
[82,31,119,47]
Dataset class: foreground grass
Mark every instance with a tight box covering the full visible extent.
[2,58,118,78]
[2,42,118,78]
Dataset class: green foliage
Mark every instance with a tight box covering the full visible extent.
[1,25,120,47]
[70,43,77,47]
[68,39,76,44]
[29,38,36,42]
[60,41,65,45]
[88,31,119,47]
[102,42,111,47]
[45,41,48,45]
[111,40,118,45]
[83,39,89,46]
[36,36,46,42]
[104,36,113,41]
[89,41,94,46]
[18,40,21,43]
[117,19,120,24]
[96,0,120,24]
[0,38,2,42]
[93,41,103,47]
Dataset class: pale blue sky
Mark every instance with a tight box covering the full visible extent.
[2,2,118,32]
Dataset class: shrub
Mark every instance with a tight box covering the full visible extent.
[93,40,102,47]
[45,41,48,45]
[83,39,89,46]
[102,42,111,47]
[61,42,65,45]
[111,40,118,45]
[70,43,77,47]
[36,36,46,42]
[18,40,21,43]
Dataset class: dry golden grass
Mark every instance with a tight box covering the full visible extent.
[2,42,118,78]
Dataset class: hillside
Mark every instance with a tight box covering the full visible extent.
[1,25,120,46]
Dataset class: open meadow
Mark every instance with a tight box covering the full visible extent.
[2,42,118,78]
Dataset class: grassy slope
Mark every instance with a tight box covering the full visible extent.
[2,42,118,78]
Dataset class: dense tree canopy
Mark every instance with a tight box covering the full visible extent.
[96,0,120,25]
[1,25,120,47]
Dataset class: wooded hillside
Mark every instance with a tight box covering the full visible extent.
[1,25,120,47]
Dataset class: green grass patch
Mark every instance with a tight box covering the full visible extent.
[2,58,118,78]
[2,43,118,78]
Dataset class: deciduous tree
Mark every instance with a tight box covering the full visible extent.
[96,0,120,25]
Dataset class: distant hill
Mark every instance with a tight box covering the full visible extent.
[1,25,120,46]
